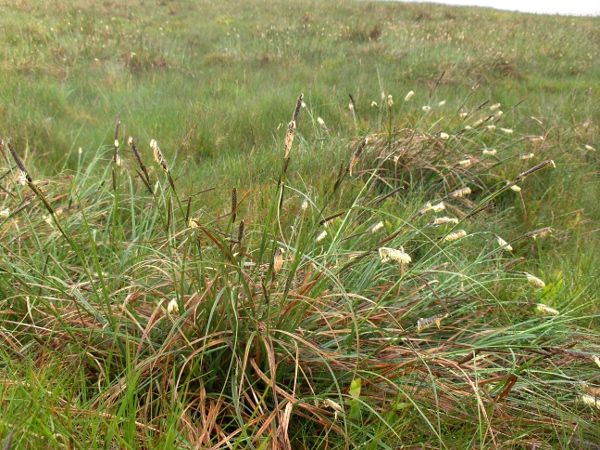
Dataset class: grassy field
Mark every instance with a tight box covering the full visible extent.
[1,0,599,448]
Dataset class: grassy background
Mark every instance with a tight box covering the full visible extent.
[1,0,599,448]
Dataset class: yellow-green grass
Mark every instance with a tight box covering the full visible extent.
[1,0,599,448]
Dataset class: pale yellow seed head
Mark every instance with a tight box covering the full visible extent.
[437,100,446,107]
[369,221,384,233]
[404,90,414,101]
[167,299,179,315]
[0,208,10,218]
[497,236,513,251]
[535,304,559,316]
[444,230,467,242]
[581,395,600,409]
[449,187,471,198]
[439,132,449,140]
[458,159,471,167]
[584,145,596,151]
[422,105,430,111]
[525,273,546,288]
[482,148,497,156]
[500,128,513,134]
[378,247,411,264]
[432,216,458,226]
[510,185,522,192]
[431,202,445,212]
[371,101,378,108]
[387,95,394,107]
[317,117,325,126]
[316,230,328,242]
[487,125,497,131]
[489,103,501,110]
[520,153,535,160]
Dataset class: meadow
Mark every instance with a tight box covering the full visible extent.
[0,0,599,448]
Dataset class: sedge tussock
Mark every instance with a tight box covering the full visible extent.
[379,247,411,264]
[444,230,467,242]
[535,304,559,316]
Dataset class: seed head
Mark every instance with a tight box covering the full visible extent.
[581,395,600,409]
[500,128,513,134]
[348,103,354,110]
[437,100,446,107]
[387,95,393,107]
[584,145,596,151]
[368,221,384,233]
[422,105,430,111]
[378,247,411,264]
[535,304,559,316]
[489,103,501,110]
[417,313,449,331]
[150,139,169,172]
[458,159,471,167]
[497,236,513,251]
[482,148,497,156]
[439,132,449,140]
[432,216,458,226]
[316,230,328,242]
[273,247,284,273]
[371,101,378,108]
[487,125,497,131]
[520,153,535,160]
[283,120,296,159]
[431,202,445,212]
[317,117,326,127]
[167,299,179,315]
[510,185,522,192]
[444,230,467,242]
[525,272,546,288]
[449,187,471,198]
[301,199,309,211]
[404,90,414,101]
[0,208,10,218]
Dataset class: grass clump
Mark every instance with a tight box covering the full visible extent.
[1,89,599,448]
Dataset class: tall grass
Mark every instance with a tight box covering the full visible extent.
[1,86,599,448]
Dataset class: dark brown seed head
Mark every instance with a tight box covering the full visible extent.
[7,143,32,182]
